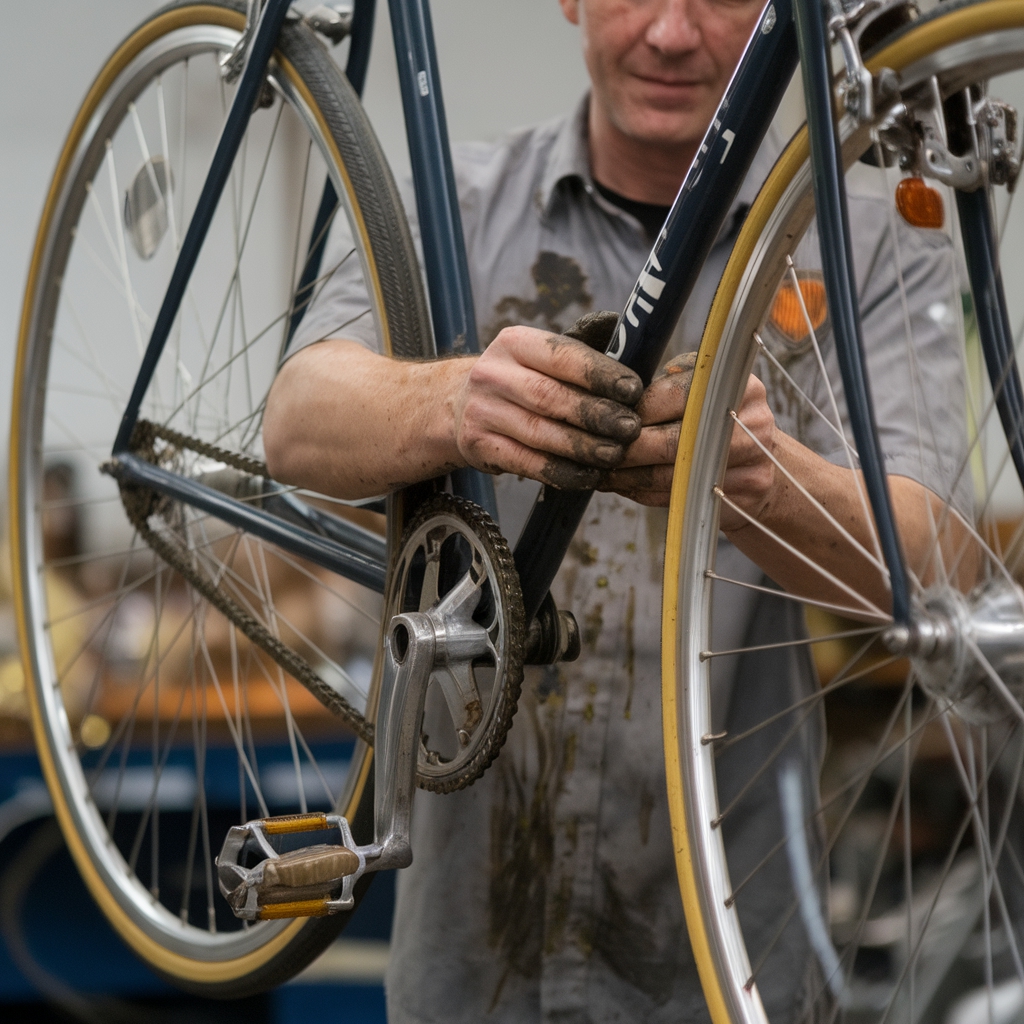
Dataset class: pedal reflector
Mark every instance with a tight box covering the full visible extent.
[259,899,331,920]
[262,813,330,835]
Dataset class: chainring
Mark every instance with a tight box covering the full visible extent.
[388,494,525,794]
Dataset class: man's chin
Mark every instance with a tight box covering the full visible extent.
[617,111,708,152]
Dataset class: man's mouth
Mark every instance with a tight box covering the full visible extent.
[630,74,710,109]
[636,75,703,88]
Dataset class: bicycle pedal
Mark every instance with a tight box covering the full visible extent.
[216,812,366,920]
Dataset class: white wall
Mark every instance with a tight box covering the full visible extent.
[0,0,589,503]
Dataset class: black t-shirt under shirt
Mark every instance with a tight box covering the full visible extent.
[594,181,671,242]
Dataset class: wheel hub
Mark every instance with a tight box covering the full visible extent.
[884,578,1024,724]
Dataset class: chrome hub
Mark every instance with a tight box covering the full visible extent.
[884,578,1024,724]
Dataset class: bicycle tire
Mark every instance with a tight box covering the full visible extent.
[10,0,430,996]
[663,1,1024,1020]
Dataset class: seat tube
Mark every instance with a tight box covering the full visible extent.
[792,0,911,623]
[387,0,497,519]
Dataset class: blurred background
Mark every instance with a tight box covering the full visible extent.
[0,3,587,1021]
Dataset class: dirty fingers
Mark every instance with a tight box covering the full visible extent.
[599,351,696,506]
[453,324,644,489]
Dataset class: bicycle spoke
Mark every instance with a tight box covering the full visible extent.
[190,100,284,422]
[717,631,894,754]
[750,691,954,1003]
[713,487,889,618]
[245,533,308,814]
[729,409,889,577]
[701,625,882,661]
[704,570,889,621]
[724,668,917,906]
[104,143,148,362]
[285,141,314,330]
[754,331,856,456]
[61,293,137,401]
[788,257,885,571]
[902,695,915,1020]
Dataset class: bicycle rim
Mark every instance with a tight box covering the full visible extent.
[665,2,1024,1021]
[10,2,426,991]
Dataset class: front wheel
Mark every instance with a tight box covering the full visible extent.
[11,0,430,996]
[664,2,1024,1021]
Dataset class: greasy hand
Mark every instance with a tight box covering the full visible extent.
[600,352,779,518]
[598,351,696,505]
[452,321,644,490]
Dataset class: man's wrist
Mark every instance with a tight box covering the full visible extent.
[415,353,476,474]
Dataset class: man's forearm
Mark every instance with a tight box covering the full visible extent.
[264,328,644,501]
[264,339,470,499]
[722,433,972,617]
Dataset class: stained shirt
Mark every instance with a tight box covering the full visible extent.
[289,97,968,1022]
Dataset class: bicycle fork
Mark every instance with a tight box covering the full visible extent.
[798,0,1024,630]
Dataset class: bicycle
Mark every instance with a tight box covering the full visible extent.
[10,0,1024,1017]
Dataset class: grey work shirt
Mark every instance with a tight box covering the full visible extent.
[290,97,967,1022]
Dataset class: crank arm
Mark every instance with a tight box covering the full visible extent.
[218,602,482,918]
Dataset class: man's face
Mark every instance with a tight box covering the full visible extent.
[560,0,767,149]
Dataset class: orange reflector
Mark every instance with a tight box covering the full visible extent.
[895,176,944,229]
[258,898,331,920]
[263,812,330,835]
[769,276,828,343]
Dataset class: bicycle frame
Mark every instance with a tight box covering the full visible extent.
[109,0,977,635]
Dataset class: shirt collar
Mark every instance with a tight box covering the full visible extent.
[539,94,594,215]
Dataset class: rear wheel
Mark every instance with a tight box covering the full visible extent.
[664,2,1024,1021]
[10,0,430,995]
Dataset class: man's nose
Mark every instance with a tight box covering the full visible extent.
[645,0,702,55]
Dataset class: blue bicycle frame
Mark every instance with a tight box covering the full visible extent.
[113,0,1024,637]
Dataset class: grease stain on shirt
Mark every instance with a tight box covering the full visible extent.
[486,251,595,341]
[583,604,603,651]
[623,585,637,721]
[488,703,555,998]
[638,784,655,846]
[591,865,681,1007]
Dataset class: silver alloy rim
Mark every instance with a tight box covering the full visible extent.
[676,28,1024,1024]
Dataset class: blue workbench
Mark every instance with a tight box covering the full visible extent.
[0,747,393,1022]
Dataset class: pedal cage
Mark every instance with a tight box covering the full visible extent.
[216,812,366,920]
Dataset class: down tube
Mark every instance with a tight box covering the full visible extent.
[514,0,799,623]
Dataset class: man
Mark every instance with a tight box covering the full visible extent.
[264,0,966,1019]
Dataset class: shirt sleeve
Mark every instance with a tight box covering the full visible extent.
[284,171,429,361]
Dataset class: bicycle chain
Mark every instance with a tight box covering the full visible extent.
[131,418,269,478]
[113,424,527,786]
[113,420,375,745]
[392,494,525,793]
